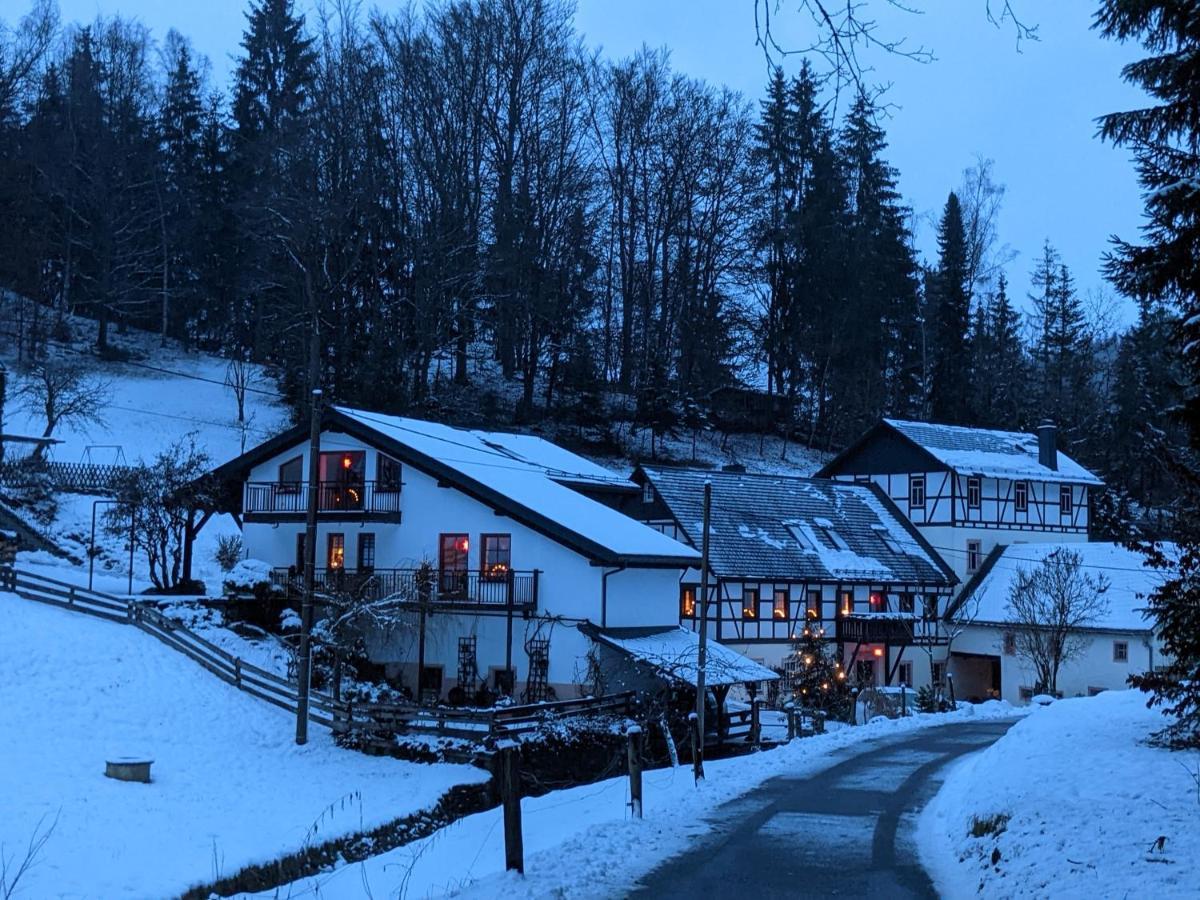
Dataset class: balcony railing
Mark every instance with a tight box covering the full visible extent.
[270,567,539,610]
[836,613,944,646]
[244,481,401,515]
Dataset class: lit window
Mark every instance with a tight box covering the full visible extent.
[870,591,885,609]
[742,588,759,620]
[1060,485,1073,516]
[773,589,788,620]
[1014,480,1029,513]
[806,590,822,621]
[910,476,926,509]
[839,590,854,617]
[680,586,696,618]
[1113,641,1128,663]
[967,476,981,509]
[481,534,511,579]
[327,533,345,569]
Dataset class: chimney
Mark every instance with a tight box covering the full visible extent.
[1037,420,1057,471]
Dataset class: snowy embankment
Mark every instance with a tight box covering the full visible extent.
[0,592,487,899]
[919,690,1199,899]
[244,702,1021,899]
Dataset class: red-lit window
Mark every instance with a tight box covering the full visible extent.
[439,533,469,595]
[870,591,885,610]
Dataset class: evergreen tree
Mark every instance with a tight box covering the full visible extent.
[1098,0,1200,746]
[1031,242,1093,428]
[928,192,972,423]
[782,620,849,715]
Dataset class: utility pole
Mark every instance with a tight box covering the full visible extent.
[694,479,712,782]
[296,317,322,745]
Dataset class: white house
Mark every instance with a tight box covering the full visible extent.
[944,541,1169,704]
[607,466,958,690]
[205,406,704,701]
[818,418,1104,586]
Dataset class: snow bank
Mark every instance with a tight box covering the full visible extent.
[0,592,487,898]
[918,690,1199,899]
[245,701,1021,899]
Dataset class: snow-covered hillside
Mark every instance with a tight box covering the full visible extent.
[0,592,487,898]
[919,690,1199,899]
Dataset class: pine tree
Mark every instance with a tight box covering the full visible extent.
[928,192,972,423]
[1098,1,1200,746]
[783,620,849,715]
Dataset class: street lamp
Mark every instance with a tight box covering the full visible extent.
[90,499,136,595]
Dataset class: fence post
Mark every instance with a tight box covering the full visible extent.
[689,712,703,783]
[785,703,796,741]
[901,684,907,717]
[946,672,956,708]
[750,699,761,747]
[500,746,524,874]
[626,726,643,819]
[814,710,826,734]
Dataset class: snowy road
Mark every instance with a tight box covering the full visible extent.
[630,720,1015,899]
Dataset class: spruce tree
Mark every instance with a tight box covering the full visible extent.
[928,192,972,423]
[1098,1,1200,746]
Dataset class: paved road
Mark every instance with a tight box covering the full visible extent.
[630,719,1016,899]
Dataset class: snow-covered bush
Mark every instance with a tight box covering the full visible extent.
[213,534,244,573]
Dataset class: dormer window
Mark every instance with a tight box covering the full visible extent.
[967,476,981,509]
[1060,485,1073,516]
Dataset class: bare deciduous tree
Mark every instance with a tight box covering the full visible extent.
[1003,548,1111,695]
[15,361,110,458]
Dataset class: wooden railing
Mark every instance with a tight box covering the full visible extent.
[271,567,539,610]
[837,613,944,646]
[0,459,134,494]
[243,481,401,515]
[0,566,618,743]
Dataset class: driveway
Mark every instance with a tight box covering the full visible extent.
[630,719,1016,898]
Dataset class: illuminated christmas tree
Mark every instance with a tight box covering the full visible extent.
[783,617,849,715]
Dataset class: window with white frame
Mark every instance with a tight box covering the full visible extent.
[967,539,982,572]
[1014,480,1029,513]
[1060,484,1074,516]
[898,661,913,687]
[967,476,981,509]
[910,475,926,509]
[1113,640,1129,663]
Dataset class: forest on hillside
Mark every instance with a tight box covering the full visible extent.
[0,0,1187,527]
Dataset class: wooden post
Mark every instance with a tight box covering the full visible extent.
[500,746,524,873]
[750,698,760,746]
[814,711,826,734]
[901,683,907,717]
[694,480,712,783]
[786,704,796,741]
[295,384,323,746]
[688,711,701,774]
[627,726,643,819]
[947,672,956,708]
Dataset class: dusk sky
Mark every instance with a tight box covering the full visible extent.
[46,0,1149,323]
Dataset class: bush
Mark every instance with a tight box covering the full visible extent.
[213,534,244,573]
[969,813,1010,838]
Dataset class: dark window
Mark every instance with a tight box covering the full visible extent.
[481,534,512,579]
[1014,480,1029,513]
[1060,484,1073,516]
[357,533,375,572]
[932,661,946,685]
[1003,632,1017,655]
[278,455,303,491]
[855,659,876,684]
[680,586,696,618]
[967,477,981,509]
[327,533,345,569]
[898,662,913,687]
[967,540,982,572]
[377,454,402,491]
[419,665,443,699]
[899,593,915,614]
[806,589,822,621]
[742,587,759,620]
[642,481,654,504]
[773,589,788,621]
[924,595,940,619]
[910,475,926,509]
[1113,641,1128,663]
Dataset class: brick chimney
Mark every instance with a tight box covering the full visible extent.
[1037,420,1057,471]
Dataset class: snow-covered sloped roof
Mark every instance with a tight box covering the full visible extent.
[882,419,1103,485]
[949,541,1173,631]
[639,466,955,585]
[332,408,697,566]
[580,624,779,685]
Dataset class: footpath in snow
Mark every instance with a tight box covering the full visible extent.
[919,689,1200,899]
[245,702,1021,899]
[0,592,487,899]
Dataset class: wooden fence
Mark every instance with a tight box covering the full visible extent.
[0,566,636,742]
[0,460,135,494]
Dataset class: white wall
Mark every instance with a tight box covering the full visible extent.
[950,623,1162,704]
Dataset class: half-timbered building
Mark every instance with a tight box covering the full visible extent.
[817,419,1104,587]
[626,467,958,688]
[204,407,707,701]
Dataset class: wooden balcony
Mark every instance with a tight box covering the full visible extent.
[270,567,539,612]
[243,481,401,521]
[836,613,945,646]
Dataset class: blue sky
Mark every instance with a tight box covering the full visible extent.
[49,0,1149,324]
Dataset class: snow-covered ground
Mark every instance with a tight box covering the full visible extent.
[919,690,1199,899]
[0,591,487,899]
[243,701,1021,899]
